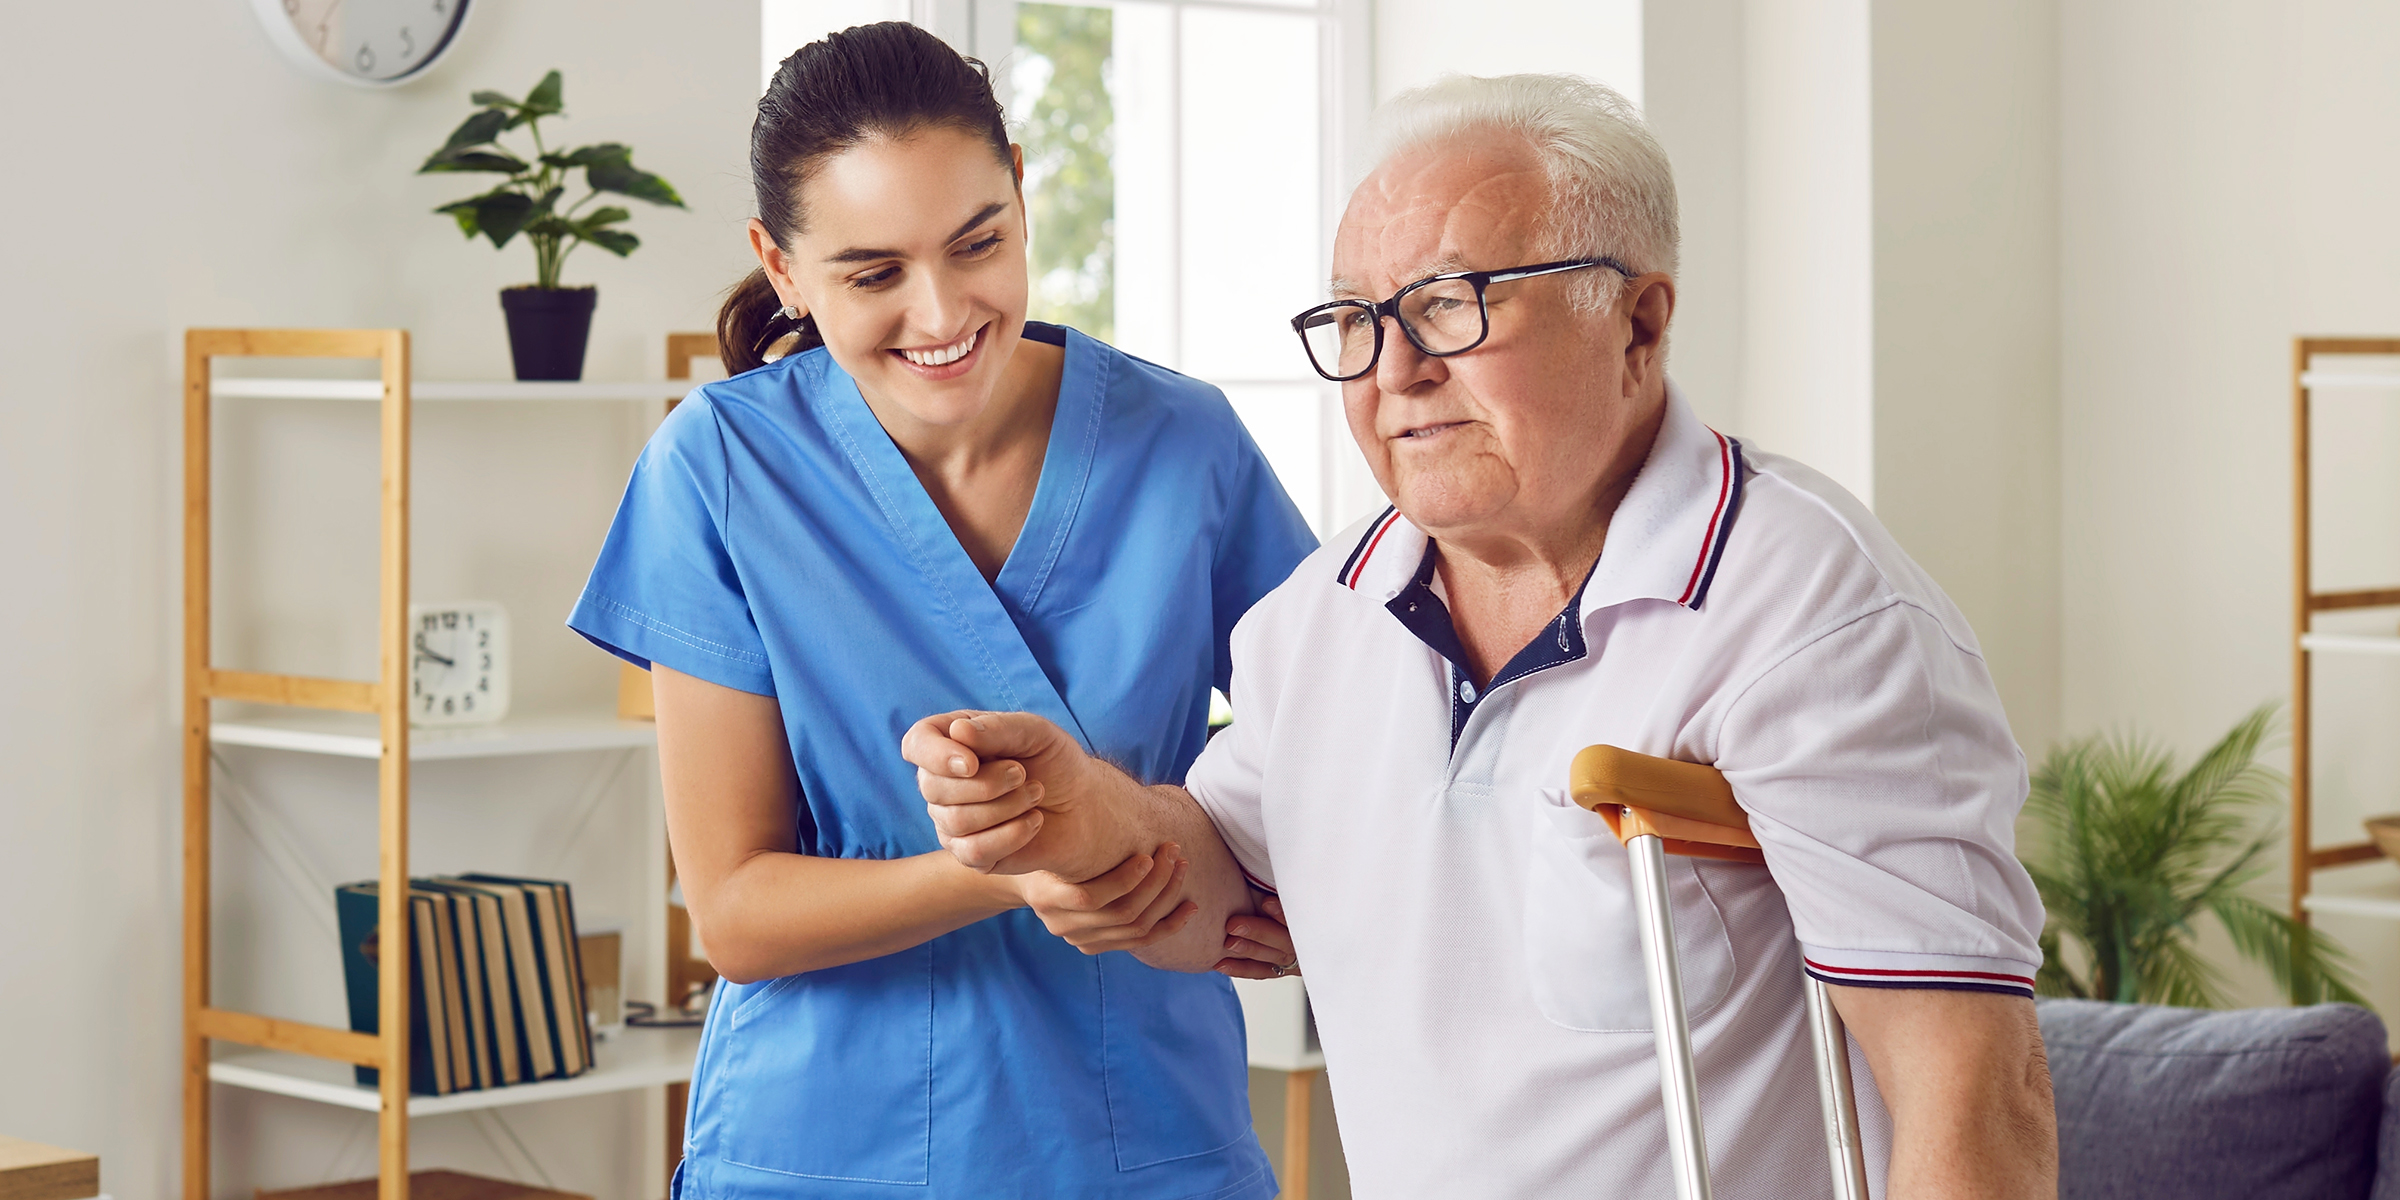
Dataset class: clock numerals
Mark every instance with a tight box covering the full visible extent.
[399,26,415,59]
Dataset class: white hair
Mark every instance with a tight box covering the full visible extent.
[1371,73,1678,308]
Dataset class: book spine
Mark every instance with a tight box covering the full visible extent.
[410,895,453,1096]
[477,895,522,1085]
[336,884,383,1089]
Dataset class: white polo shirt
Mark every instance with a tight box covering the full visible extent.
[1186,385,2045,1200]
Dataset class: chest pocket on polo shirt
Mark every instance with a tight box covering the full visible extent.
[1522,790,1737,1032]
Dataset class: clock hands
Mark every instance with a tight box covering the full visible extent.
[413,631,455,669]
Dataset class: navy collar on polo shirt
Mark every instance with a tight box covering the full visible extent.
[1327,383,1750,751]
[1387,543,1597,749]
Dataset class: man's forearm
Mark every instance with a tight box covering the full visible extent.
[1835,987,2058,1199]
[1094,780,1257,973]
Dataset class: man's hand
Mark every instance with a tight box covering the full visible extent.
[902,709,1132,881]
[1011,845,1199,954]
[903,708,1265,973]
[1215,896,1301,979]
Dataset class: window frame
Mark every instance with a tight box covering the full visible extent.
[917,0,1373,533]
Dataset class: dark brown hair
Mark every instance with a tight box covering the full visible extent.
[719,21,1014,372]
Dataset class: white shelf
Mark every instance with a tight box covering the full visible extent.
[2301,371,2400,391]
[2300,633,2400,658]
[209,1026,700,1116]
[2300,371,2400,390]
[212,711,656,760]
[2303,866,2400,922]
[212,378,696,403]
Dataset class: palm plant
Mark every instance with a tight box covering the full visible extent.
[2023,703,2366,1007]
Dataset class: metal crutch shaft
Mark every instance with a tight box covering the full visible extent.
[1575,745,1874,1200]
[1805,975,1871,1200]
[1628,831,1712,1200]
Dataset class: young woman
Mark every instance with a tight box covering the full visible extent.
[568,22,1313,1200]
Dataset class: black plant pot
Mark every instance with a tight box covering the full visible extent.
[500,285,598,380]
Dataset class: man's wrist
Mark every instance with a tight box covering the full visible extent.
[1061,755,1150,882]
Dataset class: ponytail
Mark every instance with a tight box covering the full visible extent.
[721,22,1011,375]
[716,268,821,373]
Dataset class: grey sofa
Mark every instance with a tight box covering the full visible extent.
[2039,998,2396,1199]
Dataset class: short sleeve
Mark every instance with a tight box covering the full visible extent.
[1209,431,1317,695]
[566,398,776,696]
[1184,610,1283,895]
[1715,601,2044,997]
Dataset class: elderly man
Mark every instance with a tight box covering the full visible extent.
[904,74,2056,1199]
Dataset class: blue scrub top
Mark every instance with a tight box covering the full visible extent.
[569,324,1316,1200]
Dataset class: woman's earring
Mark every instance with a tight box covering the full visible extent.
[779,305,799,321]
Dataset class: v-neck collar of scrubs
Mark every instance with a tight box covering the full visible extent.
[813,321,1105,746]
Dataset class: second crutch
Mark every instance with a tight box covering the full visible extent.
[1567,745,1871,1200]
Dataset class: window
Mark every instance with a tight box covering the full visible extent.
[764,0,1374,534]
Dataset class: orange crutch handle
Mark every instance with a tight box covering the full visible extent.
[1568,744,1766,866]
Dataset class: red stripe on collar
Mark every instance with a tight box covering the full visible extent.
[1675,430,1734,606]
[1341,508,1405,590]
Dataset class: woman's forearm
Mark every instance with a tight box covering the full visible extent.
[698,848,1022,983]
[650,665,1025,984]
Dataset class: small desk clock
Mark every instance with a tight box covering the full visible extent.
[248,0,474,88]
[408,601,510,727]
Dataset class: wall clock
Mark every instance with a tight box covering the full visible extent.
[248,0,475,89]
[408,600,511,727]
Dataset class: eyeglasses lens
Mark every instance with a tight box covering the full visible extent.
[1399,278,1484,354]
[1299,305,1379,380]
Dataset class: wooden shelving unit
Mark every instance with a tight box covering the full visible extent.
[2288,337,2400,930]
[182,329,694,1200]
[183,329,1338,1197]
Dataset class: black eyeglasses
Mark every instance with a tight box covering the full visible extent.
[1289,257,1635,382]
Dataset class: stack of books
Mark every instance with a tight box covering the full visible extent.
[335,874,595,1096]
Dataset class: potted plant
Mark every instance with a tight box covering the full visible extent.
[419,71,685,380]
[2023,703,2365,1006]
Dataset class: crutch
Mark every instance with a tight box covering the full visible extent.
[1569,745,1870,1200]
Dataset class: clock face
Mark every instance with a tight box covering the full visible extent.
[251,0,472,87]
[409,601,511,727]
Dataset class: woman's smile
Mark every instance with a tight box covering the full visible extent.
[892,323,988,380]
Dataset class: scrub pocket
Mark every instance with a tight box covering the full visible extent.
[707,945,934,1185]
[1523,789,1735,1032]
[1099,955,1257,1170]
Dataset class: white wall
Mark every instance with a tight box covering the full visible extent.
[1871,0,2062,755]
[1740,0,1876,506]
[1373,0,1641,105]
[2061,0,2400,1005]
[0,1,756,1194]
[1641,0,1744,432]
[1645,0,2064,751]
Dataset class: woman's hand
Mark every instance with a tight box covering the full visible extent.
[903,709,1134,880]
[1011,844,1200,954]
[1214,896,1301,980]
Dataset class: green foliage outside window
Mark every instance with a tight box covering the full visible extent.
[1016,5,1115,342]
